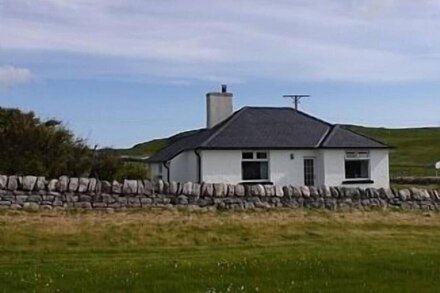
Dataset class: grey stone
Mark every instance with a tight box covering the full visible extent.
[48,179,58,192]
[275,185,284,197]
[399,189,411,201]
[68,177,79,192]
[177,195,188,205]
[318,186,331,197]
[234,185,245,196]
[143,180,154,195]
[182,182,193,196]
[264,185,275,197]
[300,186,310,197]
[292,186,302,197]
[0,175,7,190]
[191,183,201,197]
[127,197,141,207]
[78,178,90,193]
[0,201,11,206]
[140,198,153,206]
[92,202,107,208]
[309,186,319,198]
[330,187,339,197]
[22,176,37,191]
[169,181,178,195]
[101,181,112,194]
[74,202,92,209]
[88,178,97,192]
[23,202,39,210]
[36,177,46,191]
[227,184,235,197]
[112,180,122,194]
[26,195,42,202]
[57,176,69,192]
[213,183,226,197]
[282,186,292,197]
[7,176,18,191]
[137,180,144,194]
[155,180,164,194]
[79,195,92,202]
[122,180,138,194]
[202,183,214,197]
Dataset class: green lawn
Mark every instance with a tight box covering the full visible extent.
[0,209,440,292]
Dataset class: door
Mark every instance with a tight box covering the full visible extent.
[304,158,315,186]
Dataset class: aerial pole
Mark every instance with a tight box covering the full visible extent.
[283,94,310,111]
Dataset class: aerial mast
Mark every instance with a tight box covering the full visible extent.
[283,94,310,111]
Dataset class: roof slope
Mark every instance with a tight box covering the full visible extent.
[147,107,389,162]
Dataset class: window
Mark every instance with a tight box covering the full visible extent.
[242,151,269,181]
[345,151,370,179]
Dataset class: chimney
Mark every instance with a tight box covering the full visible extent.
[206,84,233,128]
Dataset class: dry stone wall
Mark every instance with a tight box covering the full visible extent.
[0,175,439,211]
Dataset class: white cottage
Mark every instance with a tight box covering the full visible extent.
[148,86,390,188]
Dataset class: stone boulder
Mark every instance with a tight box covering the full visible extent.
[22,176,37,191]
[0,175,7,190]
[78,178,90,193]
[122,180,138,194]
[7,176,18,191]
[213,183,226,197]
[234,185,245,197]
[57,176,69,192]
[112,180,122,194]
[68,178,79,192]
[36,177,46,191]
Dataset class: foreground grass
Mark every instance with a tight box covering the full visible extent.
[0,209,440,292]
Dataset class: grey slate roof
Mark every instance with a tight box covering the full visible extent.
[147,107,389,162]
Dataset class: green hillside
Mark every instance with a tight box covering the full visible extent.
[104,129,201,157]
[348,126,440,176]
[114,126,440,177]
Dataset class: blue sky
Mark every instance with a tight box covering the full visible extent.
[1,0,440,148]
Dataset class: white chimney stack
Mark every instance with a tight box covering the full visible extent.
[206,84,233,128]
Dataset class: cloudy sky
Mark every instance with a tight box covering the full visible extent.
[1,0,440,148]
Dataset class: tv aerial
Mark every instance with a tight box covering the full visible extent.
[283,94,310,111]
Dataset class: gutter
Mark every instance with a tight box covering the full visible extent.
[163,161,170,181]
[194,148,202,183]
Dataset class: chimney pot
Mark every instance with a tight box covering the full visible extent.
[221,84,227,93]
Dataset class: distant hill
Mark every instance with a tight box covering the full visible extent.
[347,125,440,176]
[102,129,201,157]
[111,126,440,177]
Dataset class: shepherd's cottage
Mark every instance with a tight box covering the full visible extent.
[148,86,390,188]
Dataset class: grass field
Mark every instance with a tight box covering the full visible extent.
[0,209,440,292]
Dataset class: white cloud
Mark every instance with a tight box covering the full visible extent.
[0,65,32,88]
[1,0,440,83]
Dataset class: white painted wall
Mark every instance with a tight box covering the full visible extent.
[154,148,389,188]
[269,150,324,186]
[322,149,389,188]
[169,151,198,183]
[201,150,242,183]
[200,149,325,186]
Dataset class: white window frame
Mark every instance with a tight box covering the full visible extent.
[344,151,371,180]
[241,151,270,182]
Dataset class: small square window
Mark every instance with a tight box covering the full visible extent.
[256,152,267,159]
[242,152,253,159]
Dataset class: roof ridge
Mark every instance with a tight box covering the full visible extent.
[200,107,248,148]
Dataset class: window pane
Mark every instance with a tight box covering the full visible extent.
[256,152,267,159]
[345,160,369,179]
[242,152,253,159]
[242,162,269,180]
